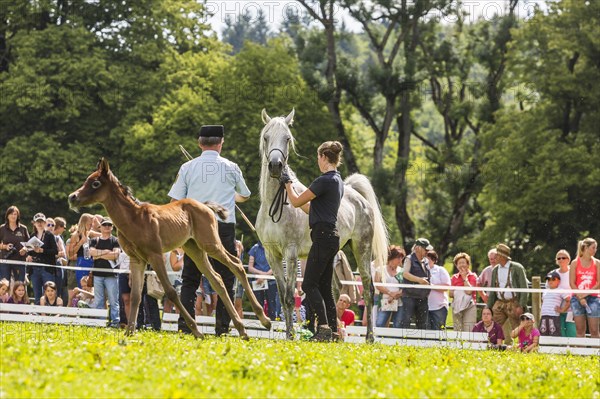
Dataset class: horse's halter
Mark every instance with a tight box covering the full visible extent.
[265,146,290,224]
[265,147,288,166]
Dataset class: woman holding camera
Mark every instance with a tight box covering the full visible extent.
[0,206,30,282]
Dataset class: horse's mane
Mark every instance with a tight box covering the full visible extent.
[259,117,299,201]
[110,172,142,205]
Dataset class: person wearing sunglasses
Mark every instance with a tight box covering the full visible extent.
[26,213,59,305]
[511,312,540,353]
[553,249,576,337]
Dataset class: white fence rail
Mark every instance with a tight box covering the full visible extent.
[2,303,598,355]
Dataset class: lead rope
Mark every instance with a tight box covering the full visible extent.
[269,182,289,223]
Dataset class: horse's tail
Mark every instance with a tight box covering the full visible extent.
[203,201,229,221]
[345,174,389,268]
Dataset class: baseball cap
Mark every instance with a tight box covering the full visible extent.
[520,312,534,321]
[415,238,433,251]
[33,212,46,222]
[545,270,561,280]
[100,217,113,226]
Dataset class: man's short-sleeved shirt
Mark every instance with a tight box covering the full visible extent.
[248,243,270,273]
[168,150,251,223]
[308,171,344,228]
[90,236,120,277]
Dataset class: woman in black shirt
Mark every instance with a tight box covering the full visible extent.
[0,206,30,282]
[282,141,344,341]
[27,212,58,304]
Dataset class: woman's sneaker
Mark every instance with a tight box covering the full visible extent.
[310,326,332,342]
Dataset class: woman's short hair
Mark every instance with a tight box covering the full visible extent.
[482,306,494,316]
[388,245,406,261]
[453,252,471,266]
[426,250,438,263]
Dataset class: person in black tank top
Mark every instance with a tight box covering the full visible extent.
[40,281,63,307]
[282,141,344,341]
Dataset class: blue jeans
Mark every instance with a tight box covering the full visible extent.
[401,296,429,329]
[376,306,404,328]
[571,295,600,318]
[254,283,279,320]
[30,268,56,305]
[428,307,448,330]
[93,275,120,326]
[0,261,26,282]
[75,257,94,288]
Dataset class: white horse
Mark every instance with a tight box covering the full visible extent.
[255,109,388,341]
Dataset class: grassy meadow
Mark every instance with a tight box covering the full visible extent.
[1,322,598,398]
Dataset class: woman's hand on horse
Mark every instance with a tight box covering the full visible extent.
[279,170,292,185]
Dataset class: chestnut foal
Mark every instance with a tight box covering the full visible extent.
[68,158,271,338]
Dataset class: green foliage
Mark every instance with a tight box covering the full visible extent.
[478,0,600,275]
[1,323,598,398]
[216,38,334,241]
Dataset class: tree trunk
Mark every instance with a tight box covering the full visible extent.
[322,11,360,174]
[0,30,7,73]
[395,95,415,248]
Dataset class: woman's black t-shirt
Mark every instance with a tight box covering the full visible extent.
[308,171,344,228]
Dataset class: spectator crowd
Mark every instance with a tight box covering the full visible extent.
[1,204,598,351]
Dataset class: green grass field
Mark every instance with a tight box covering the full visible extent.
[1,323,598,398]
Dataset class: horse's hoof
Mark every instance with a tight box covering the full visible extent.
[124,328,135,337]
[241,333,250,341]
[192,329,204,339]
[261,319,272,330]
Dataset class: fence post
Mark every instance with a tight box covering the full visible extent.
[532,276,541,326]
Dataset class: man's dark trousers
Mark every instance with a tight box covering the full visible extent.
[178,222,236,335]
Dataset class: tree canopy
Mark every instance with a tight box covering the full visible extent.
[1,0,597,276]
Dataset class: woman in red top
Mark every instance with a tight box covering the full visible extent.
[569,238,600,338]
[450,252,478,332]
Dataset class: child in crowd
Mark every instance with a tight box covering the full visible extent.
[511,312,540,353]
[540,271,570,336]
[72,276,94,308]
[0,278,9,303]
[7,281,29,304]
[40,281,63,307]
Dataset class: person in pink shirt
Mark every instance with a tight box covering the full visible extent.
[511,312,540,353]
[569,237,600,338]
[450,253,478,332]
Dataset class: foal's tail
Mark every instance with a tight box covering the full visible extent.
[345,174,389,268]
[204,201,229,221]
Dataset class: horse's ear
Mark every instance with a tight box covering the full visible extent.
[97,158,110,175]
[285,108,295,126]
[261,108,271,124]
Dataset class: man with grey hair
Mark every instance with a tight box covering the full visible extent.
[169,125,250,336]
[477,248,497,303]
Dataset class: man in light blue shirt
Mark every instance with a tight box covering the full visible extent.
[169,125,250,335]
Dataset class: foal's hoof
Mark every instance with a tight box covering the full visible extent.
[240,333,250,341]
[261,319,272,330]
[192,329,205,339]
[124,327,136,337]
